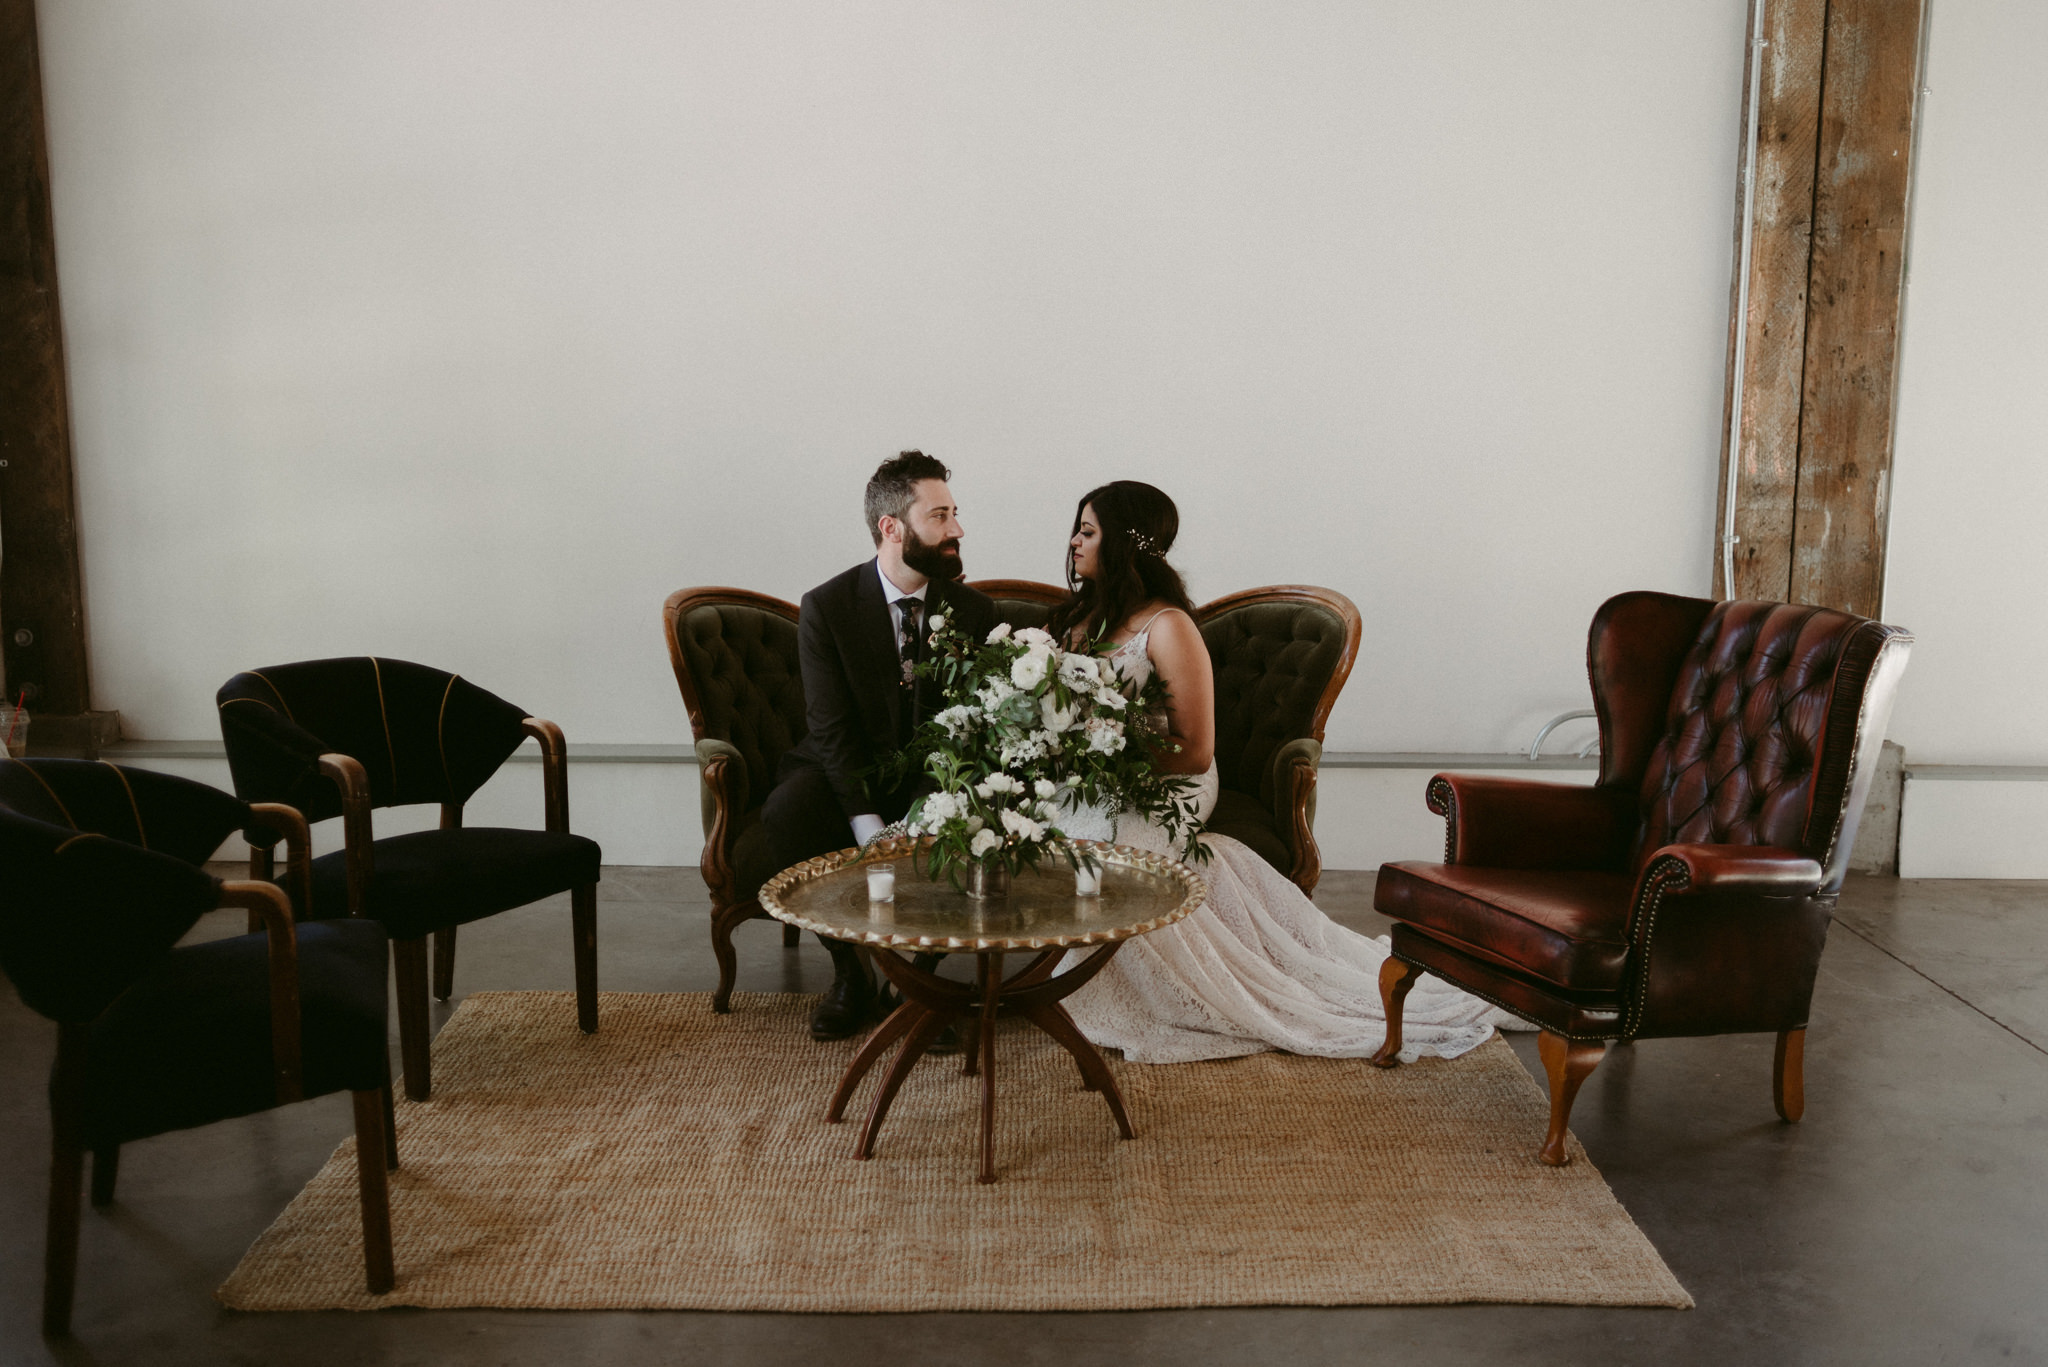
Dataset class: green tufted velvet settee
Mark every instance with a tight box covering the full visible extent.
[969,580,1361,895]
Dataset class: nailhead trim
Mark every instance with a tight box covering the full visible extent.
[1622,855,1694,1040]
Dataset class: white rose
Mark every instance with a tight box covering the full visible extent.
[973,781,993,799]
[966,815,985,835]
[1034,778,1057,800]
[1011,653,1049,689]
[928,614,946,633]
[970,828,1003,857]
[1014,627,1055,650]
[1039,695,1078,734]
[986,623,1012,643]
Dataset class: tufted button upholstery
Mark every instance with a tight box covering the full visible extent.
[1631,599,1896,871]
[1200,599,1350,808]
[674,604,808,809]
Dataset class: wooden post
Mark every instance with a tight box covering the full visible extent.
[0,0,116,751]
[1716,0,1928,616]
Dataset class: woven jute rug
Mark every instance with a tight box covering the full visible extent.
[218,991,1690,1312]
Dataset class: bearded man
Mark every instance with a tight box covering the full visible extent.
[764,451,998,1039]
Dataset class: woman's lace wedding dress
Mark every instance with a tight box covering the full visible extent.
[1057,620,1526,1065]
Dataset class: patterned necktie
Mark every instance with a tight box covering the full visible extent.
[898,600,923,685]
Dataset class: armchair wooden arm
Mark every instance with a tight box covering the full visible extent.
[244,802,312,921]
[215,880,303,1103]
[521,717,569,833]
[318,754,374,918]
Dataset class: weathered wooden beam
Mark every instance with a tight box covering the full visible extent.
[1716,0,1926,617]
[1717,0,1828,602]
[0,0,95,722]
[1789,0,1925,617]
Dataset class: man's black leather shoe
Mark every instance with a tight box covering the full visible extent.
[809,974,875,1041]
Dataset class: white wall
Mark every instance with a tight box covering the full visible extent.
[1884,0,2048,768]
[37,1,1745,762]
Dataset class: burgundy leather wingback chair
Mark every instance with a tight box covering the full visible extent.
[1370,592,1912,1165]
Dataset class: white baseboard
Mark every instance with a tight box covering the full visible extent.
[1899,767,2048,879]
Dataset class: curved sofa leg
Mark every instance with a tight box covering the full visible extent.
[710,903,743,1013]
[1368,957,1422,1068]
[1537,1031,1606,1166]
[1774,1027,1806,1122]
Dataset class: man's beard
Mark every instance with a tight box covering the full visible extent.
[902,525,964,581]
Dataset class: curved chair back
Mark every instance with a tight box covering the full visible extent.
[1195,586,1361,802]
[217,657,530,821]
[967,578,1067,633]
[0,805,221,1024]
[662,589,807,813]
[1588,593,1913,892]
[0,758,253,866]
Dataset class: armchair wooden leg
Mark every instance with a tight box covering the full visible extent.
[381,1077,399,1170]
[1774,1027,1806,1122]
[431,927,457,1001]
[1368,957,1422,1068]
[89,1146,118,1208]
[393,937,433,1102]
[571,883,598,1034]
[43,1133,82,1336]
[350,1089,396,1295]
[784,922,801,948]
[709,902,746,1014]
[1537,1031,1606,1167]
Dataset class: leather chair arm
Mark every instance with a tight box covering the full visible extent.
[215,880,303,1103]
[1633,843,1825,900]
[694,739,748,840]
[1427,773,1636,871]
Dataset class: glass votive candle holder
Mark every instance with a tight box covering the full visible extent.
[1073,861,1103,897]
[866,862,896,903]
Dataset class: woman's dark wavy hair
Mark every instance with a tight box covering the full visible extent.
[1048,481,1196,646]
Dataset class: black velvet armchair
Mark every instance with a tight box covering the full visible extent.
[661,588,810,1011]
[0,762,394,1334]
[1371,593,1913,1165]
[216,657,601,1101]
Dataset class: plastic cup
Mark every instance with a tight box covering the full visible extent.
[0,708,26,759]
[866,863,896,902]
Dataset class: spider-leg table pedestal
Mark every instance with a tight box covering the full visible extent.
[758,836,1207,1184]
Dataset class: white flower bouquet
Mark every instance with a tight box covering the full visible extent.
[874,615,1208,888]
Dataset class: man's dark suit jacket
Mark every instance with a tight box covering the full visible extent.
[783,559,998,821]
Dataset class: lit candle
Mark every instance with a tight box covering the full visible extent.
[867,863,896,902]
[1073,861,1102,897]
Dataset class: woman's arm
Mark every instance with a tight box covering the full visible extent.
[1143,609,1215,774]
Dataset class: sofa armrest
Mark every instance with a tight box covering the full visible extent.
[1262,737,1322,824]
[1426,773,1637,871]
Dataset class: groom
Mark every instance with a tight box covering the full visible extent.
[764,451,999,1040]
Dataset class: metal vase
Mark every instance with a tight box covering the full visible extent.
[964,860,1011,901]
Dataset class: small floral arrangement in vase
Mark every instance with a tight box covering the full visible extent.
[877,616,1207,896]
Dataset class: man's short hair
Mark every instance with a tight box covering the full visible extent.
[863,450,951,546]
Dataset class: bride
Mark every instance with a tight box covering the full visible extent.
[1051,481,1527,1064]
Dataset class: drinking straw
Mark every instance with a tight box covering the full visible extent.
[3,689,24,748]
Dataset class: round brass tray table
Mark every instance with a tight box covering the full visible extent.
[758,836,1207,1184]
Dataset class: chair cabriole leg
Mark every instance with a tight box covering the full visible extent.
[572,883,598,1034]
[709,903,745,1013]
[1368,956,1422,1068]
[392,937,433,1101]
[1537,1030,1606,1167]
[1774,1027,1806,1122]
[89,1146,118,1208]
[431,927,456,1001]
[350,1089,396,1294]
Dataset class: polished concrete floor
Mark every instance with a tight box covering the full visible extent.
[4,868,2046,1366]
